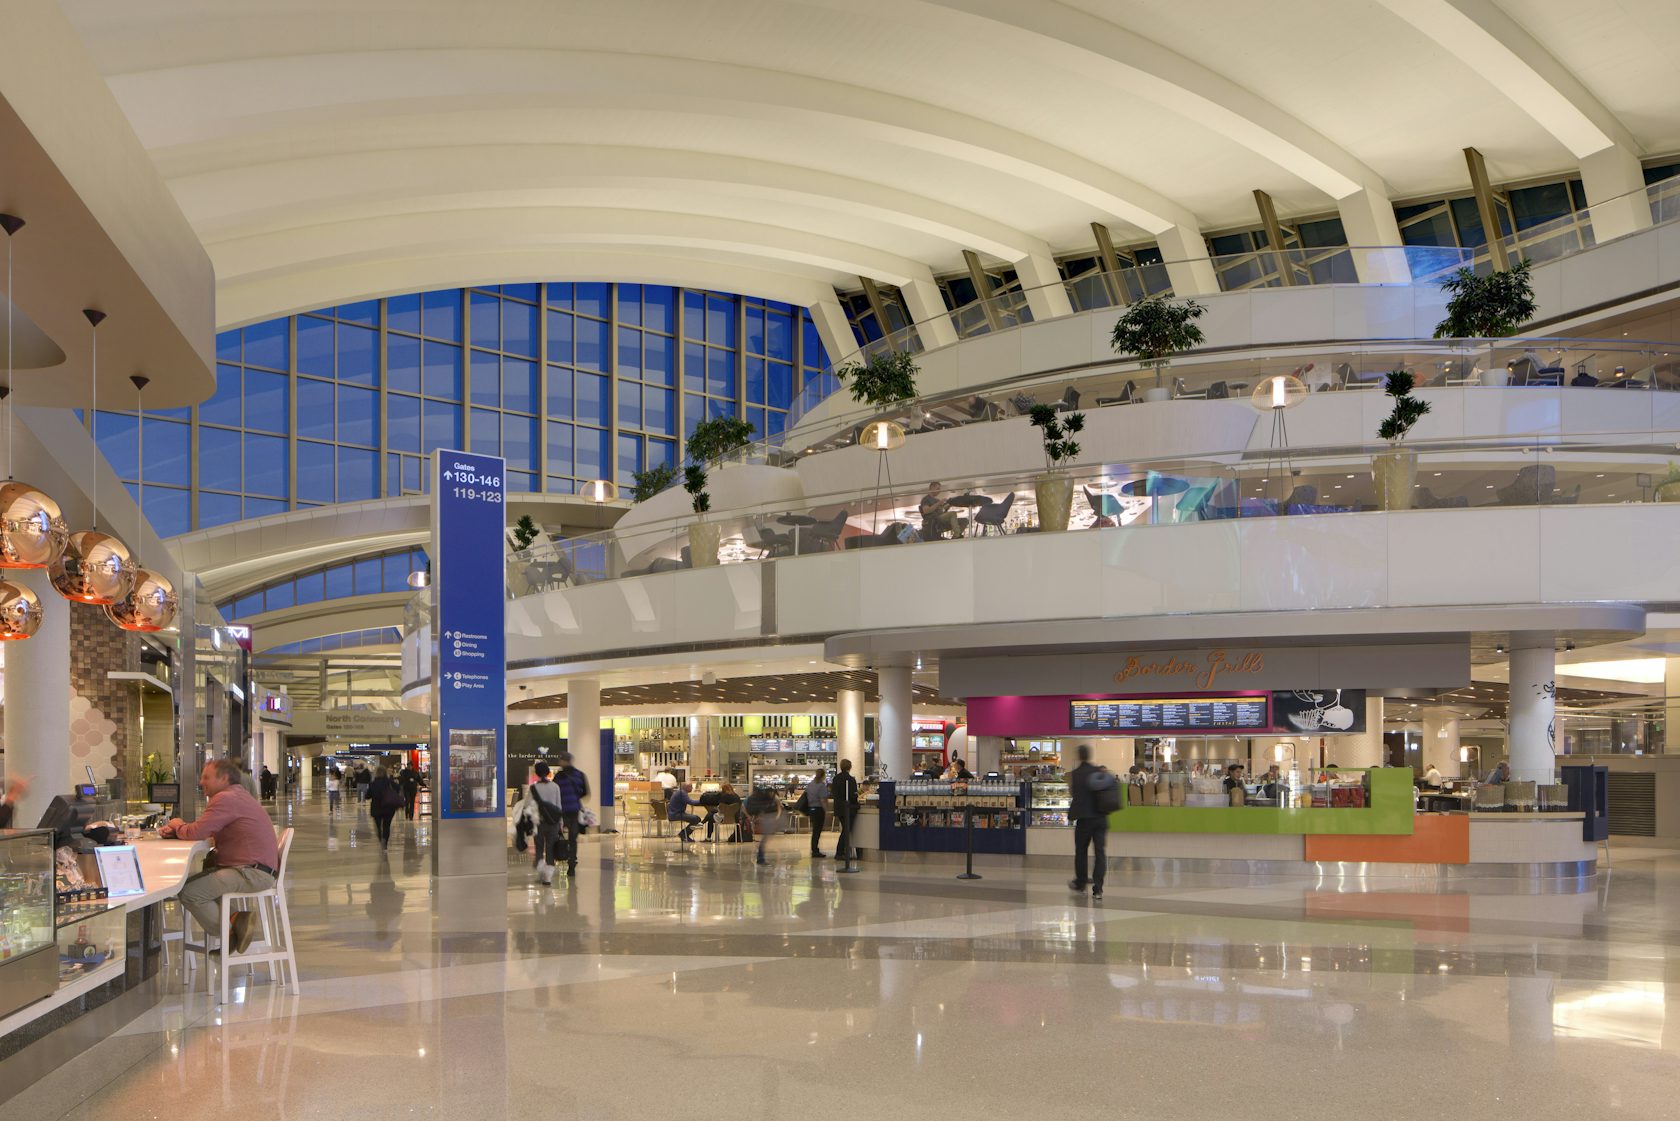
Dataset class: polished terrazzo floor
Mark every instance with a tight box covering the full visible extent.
[4,796,1680,1120]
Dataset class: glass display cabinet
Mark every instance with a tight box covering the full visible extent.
[0,829,59,1020]
[1028,780,1071,827]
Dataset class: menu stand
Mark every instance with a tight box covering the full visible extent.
[957,805,983,880]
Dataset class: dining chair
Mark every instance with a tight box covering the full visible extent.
[1083,486,1123,520]
[973,492,1015,535]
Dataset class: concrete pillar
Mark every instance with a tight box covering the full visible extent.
[836,688,866,777]
[1580,146,1653,243]
[806,297,859,367]
[1336,187,1412,283]
[899,268,959,349]
[1326,698,1385,768]
[1154,224,1220,296]
[876,665,912,781]
[970,734,1004,776]
[1013,252,1075,320]
[1422,711,1462,779]
[2,570,70,824]
[568,677,610,830]
[1663,658,1680,756]
[1508,638,1557,784]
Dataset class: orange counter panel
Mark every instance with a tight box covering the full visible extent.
[1304,814,1468,864]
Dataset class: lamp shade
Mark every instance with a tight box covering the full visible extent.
[858,419,906,451]
[105,569,178,633]
[48,530,136,604]
[0,482,68,568]
[1248,374,1307,412]
[0,579,42,639]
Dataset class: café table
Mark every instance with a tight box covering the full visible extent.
[777,513,817,554]
[1120,475,1189,525]
[946,494,992,537]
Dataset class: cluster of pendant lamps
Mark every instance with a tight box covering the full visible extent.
[0,214,177,640]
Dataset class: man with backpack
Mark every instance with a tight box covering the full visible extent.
[523,762,566,885]
[1069,744,1118,900]
[550,751,591,877]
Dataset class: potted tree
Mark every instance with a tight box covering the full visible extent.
[1433,259,1537,386]
[630,462,678,504]
[1109,296,1207,401]
[1373,370,1433,510]
[836,350,919,409]
[682,415,755,567]
[1027,404,1085,531]
[510,513,541,551]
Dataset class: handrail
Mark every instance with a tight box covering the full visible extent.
[496,428,1680,594]
[793,172,1680,425]
[727,334,1680,465]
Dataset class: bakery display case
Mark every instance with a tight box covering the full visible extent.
[54,901,124,986]
[1028,780,1071,827]
[0,829,59,1020]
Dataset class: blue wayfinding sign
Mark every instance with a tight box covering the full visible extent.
[432,450,507,819]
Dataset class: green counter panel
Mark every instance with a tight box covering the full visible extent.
[1109,768,1415,836]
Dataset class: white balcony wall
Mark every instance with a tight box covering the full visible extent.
[459,504,1680,678]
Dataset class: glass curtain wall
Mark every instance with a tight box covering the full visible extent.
[93,284,831,537]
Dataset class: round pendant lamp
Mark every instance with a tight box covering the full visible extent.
[0,577,43,640]
[0,215,68,571]
[50,310,135,604]
[105,375,177,632]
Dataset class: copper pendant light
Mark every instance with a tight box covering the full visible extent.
[0,576,43,640]
[0,214,68,570]
[50,309,135,604]
[106,374,177,633]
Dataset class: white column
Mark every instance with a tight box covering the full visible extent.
[1013,252,1075,320]
[568,677,610,830]
[1326,698,1385,768]
[2,570,69,824]
[1337,187,1412,283]
[836,688,866,776]
[970,734,1004,776]
[1508,638,1557,784]
[876,666,912,781]
[1580,146,1653,243]
[1154,224,1219,296]
[1422,711,1462,779]
[806,297,859,366]
[899,268,958,349]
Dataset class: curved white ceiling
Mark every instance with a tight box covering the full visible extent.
[58,0,1680,327]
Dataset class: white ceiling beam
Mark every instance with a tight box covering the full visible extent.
[214,248,841,331]
[1371,0,1638,159]
[210,207,938,290]
[163,144,1048,262]
[104,49,1202,235]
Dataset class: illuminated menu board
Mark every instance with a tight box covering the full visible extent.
[1070,697,1270,734]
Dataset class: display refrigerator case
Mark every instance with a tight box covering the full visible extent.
[54,901,124,986]
[1028,780,1071,827]
[0,829,59,1020]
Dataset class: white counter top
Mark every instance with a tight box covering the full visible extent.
[120,836,209,909]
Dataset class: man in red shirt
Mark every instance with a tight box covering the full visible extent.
[161,758,280,953]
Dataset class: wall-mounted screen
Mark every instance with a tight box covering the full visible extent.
[1070,697,1270,734]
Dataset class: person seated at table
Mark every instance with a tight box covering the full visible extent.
[667,782,702,843]
[705,783,743,841]
[159,758,280,954]
[918,482,962,540]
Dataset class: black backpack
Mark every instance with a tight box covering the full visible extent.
[1087,768,1122,814]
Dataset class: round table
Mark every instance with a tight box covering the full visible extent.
[946,495,992,537]
[777,513,816,553]
[1120,475,1189,525]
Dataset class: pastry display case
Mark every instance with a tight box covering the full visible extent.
[1028,780,1072,827]
[0,829,59,1020]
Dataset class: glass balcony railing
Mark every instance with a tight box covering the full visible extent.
[500,433,1680,595]
[762,335,1680,463]
[786,173,1680,429]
